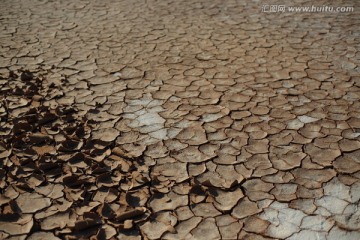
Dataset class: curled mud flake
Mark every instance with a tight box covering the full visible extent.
[115,207,148,222]
[172,146,214,163]
[305,143,341,167]
[140,212,177,240]
[140,220,174,240]
[334,206,360,231]
[126,188,150,207]
[292,168,336,189]
[32,145,56,155]
[244,154,272,174]
[338,139,360,152]
[175,126,207,145]
[333,152,360,174]
[149,192,188,212]
[315,196,349,215]
[289,199,316,215]
[195,171,226,188]
[216,214,243,239]
[260,202,306,239]
[28,232,61,240]
[184,68,204,77]
[215,165,245,188]
[35,198,73,220]
[245,139,269,154]
[119,67,144,79]
[271,184,297,202]
[7,97,29,109]
[232,197,262,219]
[213,153,237,165]
[243,215,270,234]
[242,179,274,201]
[191,203,221,217]
[251,106,270,115]
[0,149,11,159]
[41,212,73,230]
[175,206,194,221]
[0,214,33,235]
[102,224,117,239]
[269,132,293,146]
[270,146,306,170]
[163,217,202,240]
[113,144,146,158]
[301,215,335,232]
[298,115,319,123]
[270,69,291,81]
[190,218,221,240]
[211,188,244,211]
[188,163,206,177]
[92,128,120,142]
[287,118,304,130]
[152,162,189,183]
[15,192,51,213]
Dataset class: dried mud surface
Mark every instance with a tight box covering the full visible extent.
[1,0,360,239]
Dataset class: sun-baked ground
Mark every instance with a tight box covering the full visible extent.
[0,0,360,239]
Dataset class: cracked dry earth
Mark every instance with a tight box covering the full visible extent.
[0,0,360,240]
